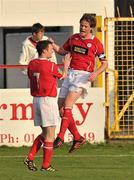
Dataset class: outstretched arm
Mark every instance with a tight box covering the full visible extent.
[53,43,68,55]
[48,38,68,55]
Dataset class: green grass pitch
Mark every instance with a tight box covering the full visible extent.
[0,142,134,180]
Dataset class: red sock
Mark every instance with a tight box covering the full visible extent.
[28,134,44,161]
[42,141,53,169]
[68,117,81,141]
[58,108,72,140]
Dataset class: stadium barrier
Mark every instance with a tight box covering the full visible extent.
[0,64,105,146]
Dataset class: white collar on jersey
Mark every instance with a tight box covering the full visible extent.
[38,57,50,61]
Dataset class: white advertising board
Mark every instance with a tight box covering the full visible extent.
[0,88,105,147]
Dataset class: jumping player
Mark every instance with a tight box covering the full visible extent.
[52,13,108,153]
[24,40,71,171]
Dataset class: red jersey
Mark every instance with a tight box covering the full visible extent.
[63,33,106,72]
[28,59,62,97]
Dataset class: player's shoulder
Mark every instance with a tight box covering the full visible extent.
[68,33,80,42]
[28,59,46,69]
[92,36,102,44]
[22,36,32,45]
[71,33,79,39]
[50,61,57,67]
[28,58,38,65]
[22,36,37,49]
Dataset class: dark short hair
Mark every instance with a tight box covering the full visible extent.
[80,13,96,28]
[31,23,45,34]
[36,40,52,56]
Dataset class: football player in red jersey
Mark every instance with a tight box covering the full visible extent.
[52,13,108,153]
[24,40,71,172]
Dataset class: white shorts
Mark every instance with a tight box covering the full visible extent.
[33,96,60,127]
[59,69,91,98]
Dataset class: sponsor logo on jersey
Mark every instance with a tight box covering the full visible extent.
[72,45,88,55]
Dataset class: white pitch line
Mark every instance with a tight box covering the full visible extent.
[0,154,134,158]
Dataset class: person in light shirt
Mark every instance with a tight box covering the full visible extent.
[19,23,57,75]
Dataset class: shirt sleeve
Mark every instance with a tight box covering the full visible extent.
[63,37,71,52]
[96,39,106,61]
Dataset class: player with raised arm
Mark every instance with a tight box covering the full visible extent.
[52,13,108,153]
[24,40,71,172]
